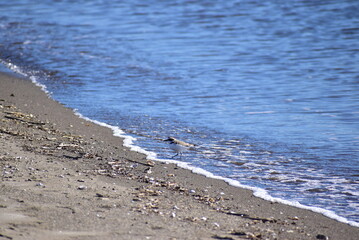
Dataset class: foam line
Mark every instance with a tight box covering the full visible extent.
[0,60,49,94]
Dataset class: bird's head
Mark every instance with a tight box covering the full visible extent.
[164,137,176,142]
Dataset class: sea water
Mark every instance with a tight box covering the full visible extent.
[1,0,358,225]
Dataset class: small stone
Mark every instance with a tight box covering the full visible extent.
[316,234,328,240]
[247,233,256,239]
[77,185,87,190]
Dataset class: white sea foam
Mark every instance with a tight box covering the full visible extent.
[0,61,49,94]
[73,112,158,161]
[29,76,49,94]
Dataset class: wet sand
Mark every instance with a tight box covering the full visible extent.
[0,71,358,239]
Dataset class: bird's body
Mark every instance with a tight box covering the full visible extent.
[164,137,194,158]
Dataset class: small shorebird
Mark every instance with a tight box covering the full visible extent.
[164,137,194,158]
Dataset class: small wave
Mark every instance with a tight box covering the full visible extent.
[245,111,275,115]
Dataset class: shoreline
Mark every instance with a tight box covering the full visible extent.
[73,85,359,228]
[1,71,358,239]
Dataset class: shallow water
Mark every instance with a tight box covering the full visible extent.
[1,0,359,224]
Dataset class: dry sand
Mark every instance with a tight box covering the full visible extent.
[0,71,358,239]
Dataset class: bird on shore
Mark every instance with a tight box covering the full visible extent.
[164,137,194,158]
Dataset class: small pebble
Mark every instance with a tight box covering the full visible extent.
[77,185,87,190]
[316,234,328,240]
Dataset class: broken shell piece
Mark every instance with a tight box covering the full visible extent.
[213,222,220,228]
[146,160,155,166]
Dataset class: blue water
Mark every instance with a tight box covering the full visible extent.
[1,0,359,224]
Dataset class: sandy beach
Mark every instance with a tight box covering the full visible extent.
[0,71,358,239]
